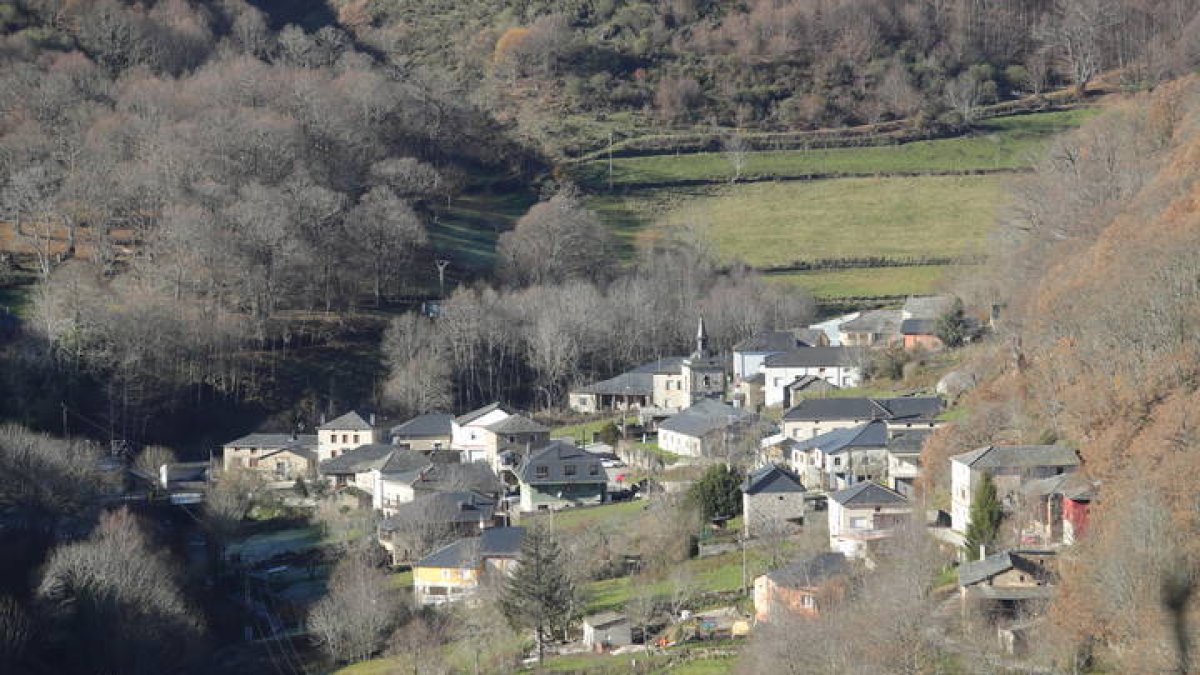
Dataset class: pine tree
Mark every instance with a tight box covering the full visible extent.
[500,523,576,664]
[963,473,1004,561]
[935,297,969,348]
[688,464,744,521]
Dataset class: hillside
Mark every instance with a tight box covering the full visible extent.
[921,77,1200,671]
[330,0,1194,158]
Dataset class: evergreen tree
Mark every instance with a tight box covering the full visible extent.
[500,524,576,664]
[688,464,744,521]
[935,297,970,348]
[963,473,1004,561]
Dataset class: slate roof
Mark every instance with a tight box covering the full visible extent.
[763,347,861,368]
[583,611,629,628]
[766,552,849,588]
[903,295,955,320]
[734,330,812,353]
[887,429,932,456]
[840,309,903,335]
[407,462,503,495]
[479,526,525,557]
[224,433,317,450]
[782,396,943,423]
[390,413,453,439]
[958,550,1054,587]
[658,399,751,438]
[319,444,427,475]
[634,357,686,375]
[485,415,549,435]
[900,318,938,336]
[379,490,496,530]
[794,421,889,456]
[744,464,806,495]
[415,538,479,570]
[318,411,373,431]
[1022,473,1096,501]
[516,440,606,485]
[574,357,690,397]
[829,481,909,507]
[455,402,511,426]
[260,445,317,462]
[951,445,1080,470]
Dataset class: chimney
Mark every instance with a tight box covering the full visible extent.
[370,412,376,427]
[979,544,987,560]
[319,412,326,425]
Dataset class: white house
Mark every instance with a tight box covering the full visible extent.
[885,429,931,498]
[760,347,863,407]
[780,396,943,441]
[732,329,827,380]
[451,403,513,463]
[950,445,1080,533]
[827,481,912,559]
[657,399,754,458]
[581,612,633,650]
[789,421,890,491]
[317,411,377,463]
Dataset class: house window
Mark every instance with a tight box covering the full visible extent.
[353,434,359,443]
[535,465,549,479]
[703,375,711,387]
[509,436,516,443]
[589,465,600,476]
[800,595,816,608]
[834,457,841,467]
[564,464,577,476]
[341,434,348,443]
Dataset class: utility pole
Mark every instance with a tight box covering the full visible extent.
[435,258,451,298]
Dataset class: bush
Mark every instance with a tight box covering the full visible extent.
[687,465,743,521]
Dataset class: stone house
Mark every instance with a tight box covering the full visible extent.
[900,318,944,351]
[570,318,726,416]
[318,444,428,497]
[221,433,317,479]
[742,464,807,539]
[827,482,911,559]
[753,552,849,622]
[958,549,1057,621]
[582,612,633,650]
[388,413,453,453]
[481,414,550,474]
[950,445,1080,534]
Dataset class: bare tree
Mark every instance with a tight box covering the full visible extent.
[308,541,404,664]
[723,131,749,182]
[132,445,177,482]
[37,508,204,674]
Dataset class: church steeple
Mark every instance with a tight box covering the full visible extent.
[694,315,709,358]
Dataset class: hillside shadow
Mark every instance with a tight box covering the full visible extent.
[244,0,336,31]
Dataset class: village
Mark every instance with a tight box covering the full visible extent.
[141,294,1094,671]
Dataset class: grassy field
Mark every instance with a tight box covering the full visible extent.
[585,549,757,615]
[646,175,1003,267]
[764,264,971,299]
[521,499,648,534]
[429,183,537,277]
[574,109,1094,187]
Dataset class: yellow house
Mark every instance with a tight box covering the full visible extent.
[412,527,524,606]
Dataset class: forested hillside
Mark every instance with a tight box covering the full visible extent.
[0,0,544,445]
[921,77,1200,670]
[331,0,1200,155]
